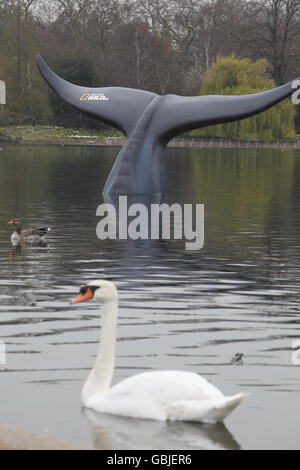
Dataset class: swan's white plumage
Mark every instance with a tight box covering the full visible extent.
[73,280,246,423]
[83,370,228,421]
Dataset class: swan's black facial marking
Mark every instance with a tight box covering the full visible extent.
[71,285,101,305]
[80,285,99,297]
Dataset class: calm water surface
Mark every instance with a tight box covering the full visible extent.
[0,144,300,450]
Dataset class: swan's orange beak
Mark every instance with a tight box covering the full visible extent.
[7,220,14,225]
[71,288,93,304]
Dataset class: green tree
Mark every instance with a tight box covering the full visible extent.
[192,55,296,140]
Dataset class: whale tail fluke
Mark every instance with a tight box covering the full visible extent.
[37,54,300,196]
[36,55,156,136]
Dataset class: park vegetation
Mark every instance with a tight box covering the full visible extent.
[0,0,300,140]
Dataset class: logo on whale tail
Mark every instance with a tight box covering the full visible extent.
[80,93,109,101]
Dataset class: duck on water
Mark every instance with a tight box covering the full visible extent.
[7,219,51,245]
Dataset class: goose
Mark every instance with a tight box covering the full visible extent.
[8,219,51,245]
[71,280,247,423]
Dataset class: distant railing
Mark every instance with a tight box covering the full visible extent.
[169,137,300,150]
[94,136,300,150]
[15,135,300,150]
[102,136,300,150]
[104,137,125,146]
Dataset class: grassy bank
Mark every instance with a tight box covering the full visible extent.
[0,125,123,142]
[1,125,300,150]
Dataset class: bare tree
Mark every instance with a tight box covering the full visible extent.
[240,0,300,84]
[0,0,40,123]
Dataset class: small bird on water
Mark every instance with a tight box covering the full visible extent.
[7,219,51,245]
[231,353,244,365]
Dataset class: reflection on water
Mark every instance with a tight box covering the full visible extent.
[0,145,300,450]
[82,409,241,450]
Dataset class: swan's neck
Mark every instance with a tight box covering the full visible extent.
[82,299,118,403]
[95,299,118,388]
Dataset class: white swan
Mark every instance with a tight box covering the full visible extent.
[71,280,246,423]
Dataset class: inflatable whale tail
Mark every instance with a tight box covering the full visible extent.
[37,55,300,196]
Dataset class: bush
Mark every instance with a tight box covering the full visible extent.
[192,56,296,141]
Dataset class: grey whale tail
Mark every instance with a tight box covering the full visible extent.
[36,55,300,196]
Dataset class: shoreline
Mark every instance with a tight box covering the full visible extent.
[1,124,300,150]
[1,137,300,150]
[0,423,88,450]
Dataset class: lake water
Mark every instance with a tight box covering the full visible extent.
[0,144,300,450]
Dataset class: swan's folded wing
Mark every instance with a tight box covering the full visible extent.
[166,393,246,424]
[155,80,300,141]
[36,55,157,136]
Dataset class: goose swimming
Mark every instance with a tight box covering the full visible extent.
[8,219,51,245]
